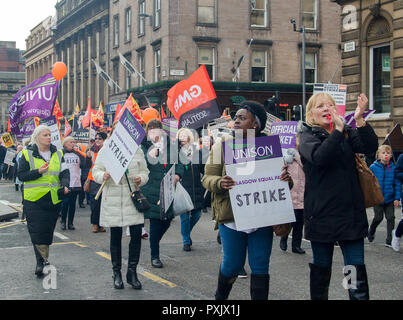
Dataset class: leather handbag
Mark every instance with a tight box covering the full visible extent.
[273,223,292,237]
[355,154,384,208]
[125,172,151,213]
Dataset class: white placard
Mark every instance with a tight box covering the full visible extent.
[4,149,16,166]
[160,165,175,215]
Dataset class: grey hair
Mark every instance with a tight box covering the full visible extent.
[30,125,51,147]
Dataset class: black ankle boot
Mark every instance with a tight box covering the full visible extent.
[309,263,332,300]
[127,267,142,289]
[33,246,44,277]
[112,270,124,289]
[345,264,369,300]
[215,270,237,300]
[250,274,270,300]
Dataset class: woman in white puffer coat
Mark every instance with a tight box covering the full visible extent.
[93,144,149,290]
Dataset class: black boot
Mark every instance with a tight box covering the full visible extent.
[345,265,369,300]
[110,243,124,289]
[33,246,44,277]
[127,233,142,290]
[280,237,287,251]
[309,263,332,300]
[215,270,237,300]
[250,274,270,300]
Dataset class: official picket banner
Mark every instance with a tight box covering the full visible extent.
[3,149,16,166]
[166,65,221,129]
[270,121,298,155]
[9,73,58,135]
[160,165,175,218]
[97,108,146,185]
[313,83,347,117]
[223,135,295,231]
[39,115,63,149]
[161,117,179,140]
[1,133,14,148]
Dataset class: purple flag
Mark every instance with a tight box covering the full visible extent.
[9,73,58,135]
[344,110,375,129]
[19,118,37,138]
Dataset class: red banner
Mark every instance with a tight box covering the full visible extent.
[167,65,220,129]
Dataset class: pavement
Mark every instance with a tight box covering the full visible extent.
[0,179,402,301]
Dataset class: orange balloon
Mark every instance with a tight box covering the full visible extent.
[142,108,160,124]
[52,62,67,80]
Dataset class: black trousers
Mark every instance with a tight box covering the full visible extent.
[90,194,102,226]
[282,209,304,248]
[60,190,79,225]
[110,225,142,271]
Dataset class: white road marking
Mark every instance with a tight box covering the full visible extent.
[54,232,69,240]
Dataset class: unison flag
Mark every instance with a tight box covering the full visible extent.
[166,65,220,129]
[9,73,58,135]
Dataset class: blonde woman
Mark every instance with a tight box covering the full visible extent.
[298,93,378,300]
[17,125,70,277]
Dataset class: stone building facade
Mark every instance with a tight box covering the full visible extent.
[54,0,109,116]
[24,17,55,85]
[109,0,341,119]
[332,0,403,141]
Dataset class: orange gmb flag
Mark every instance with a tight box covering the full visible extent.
[64,118,72,138]
[167,64,220,129]
[82,97,96,128]
[160,106,167,119]
[53,100,64,120]
[92,102,105,128]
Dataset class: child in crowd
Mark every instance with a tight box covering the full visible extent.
[368,145,401,247]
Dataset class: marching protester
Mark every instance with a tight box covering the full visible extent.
[17,125,70,277]
[77,141,92,208]
[0,140,6,180]
[88,132,107,233]
[368,145,401,247]
[141,119,184,268]
[92,125,150,290]
[298,93,378,300]
[280,136,306,254]
[177,128,205,252]
[14,144,23,192]
[59,137,90,231]
[202,100,292,300]
[391,151,403,252]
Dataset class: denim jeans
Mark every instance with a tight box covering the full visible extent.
[60,190,79,225]
[218,224,273,278]
[311,239,365,267]
[149,218,172,259]
[180,209,202,245]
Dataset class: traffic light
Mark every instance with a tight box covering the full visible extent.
[264,93,280,116]
[292,105,303,121]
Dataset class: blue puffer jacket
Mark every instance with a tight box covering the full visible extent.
[369,160,401,205]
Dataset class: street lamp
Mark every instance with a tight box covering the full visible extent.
[290,18,306,120]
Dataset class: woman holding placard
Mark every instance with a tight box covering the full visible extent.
[202,101,292,300]
[141,119,184,269]
[17,125,70,277]
[92,126,149,290]
[298,93,378,300]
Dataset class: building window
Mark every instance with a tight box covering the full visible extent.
[125,55,132,90]
[138,0,145,36]
[305,52,317,84]
[198,47,215,81]
[250,0,267,28]
[125,8,132,42]
[251,50,267,82]
[154,0,161,29]
[113,15,119,47]
[113,60,119,94]
[302,0,317,30]
[138,52,145,86]
[370,44,390,114]
[197,0,216,25]
[154,48,161,82]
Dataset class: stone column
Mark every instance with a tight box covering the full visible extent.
[67,40,71,114]
[87,25,93,108]
[73,36,78,112]
[80,30,85,108]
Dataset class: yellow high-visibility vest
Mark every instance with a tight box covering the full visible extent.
[22,148,64,205]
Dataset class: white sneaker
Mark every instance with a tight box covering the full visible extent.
[126,227,130,237]
[391,229,401,252]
